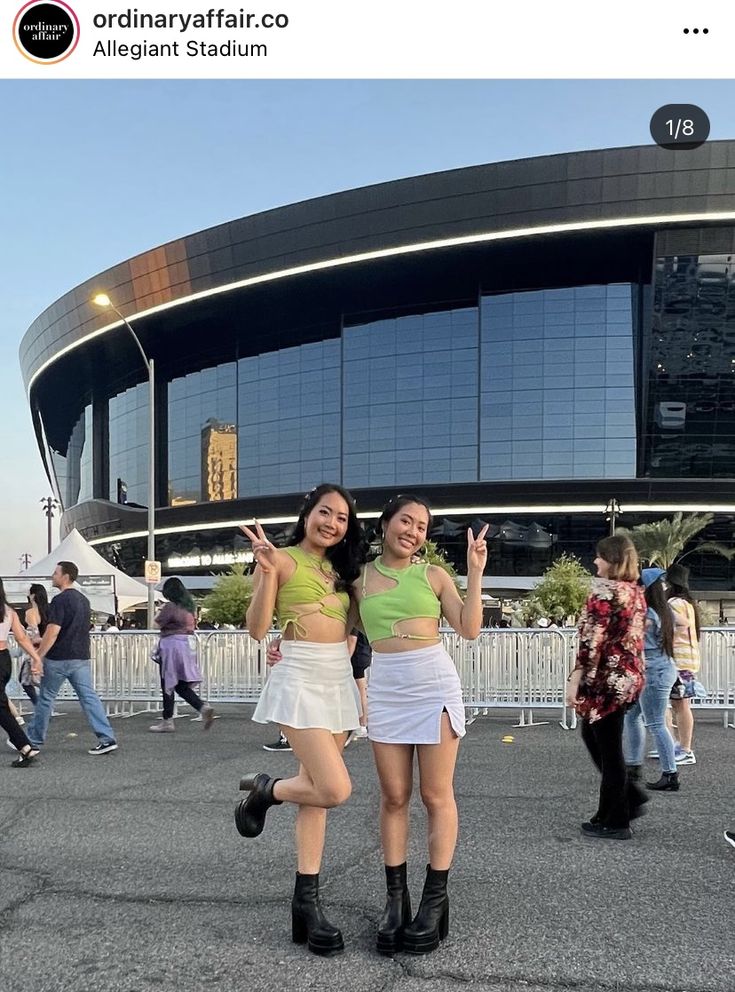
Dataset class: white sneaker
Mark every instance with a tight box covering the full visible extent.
[149,719,175,733]
[352,726,369,740]
[647,749,659,759]
[675,749,696,765]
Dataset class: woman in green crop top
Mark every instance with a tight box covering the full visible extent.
[355,494,487,957]
[234,483,368,958]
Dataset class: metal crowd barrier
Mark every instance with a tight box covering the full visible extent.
[7,628,735,728]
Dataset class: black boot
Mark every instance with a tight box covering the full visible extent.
[647,771,680,792]
[626,764,649,819]
[234,773,282,837]
[401,865,449,955]
[376,862,412,955]
[291,872,344,957]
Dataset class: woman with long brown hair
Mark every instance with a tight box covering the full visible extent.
[566,534,646,840]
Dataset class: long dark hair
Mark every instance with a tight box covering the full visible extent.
[29,584,50,636]
[288,483,367,585]
[645,579,674,658]
[0,578,8,624]
[162,577,196,615]
[666,582,701,637]
[379,494,434,536]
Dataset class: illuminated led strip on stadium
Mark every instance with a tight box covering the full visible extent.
[86,503,735,546]
[26,208,735,393]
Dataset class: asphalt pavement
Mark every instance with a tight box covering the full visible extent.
[1,704,733,992]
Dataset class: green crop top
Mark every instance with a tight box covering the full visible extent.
[359,558,442,644]
[276,546,350,637]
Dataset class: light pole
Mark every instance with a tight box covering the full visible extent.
[19,553,32,570]
[93,293,156,627]
[40,496,59,553]
[605,498,623,536]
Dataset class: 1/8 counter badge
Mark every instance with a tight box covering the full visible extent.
[13,0,79,64]
[650,104,710,150]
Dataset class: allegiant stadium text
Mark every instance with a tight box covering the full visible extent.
[93,39,268,58]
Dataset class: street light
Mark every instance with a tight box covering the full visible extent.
[40,496,60,553]
[605,498,623,536]
[93,293,156,627]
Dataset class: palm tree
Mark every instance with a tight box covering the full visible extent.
[619,512,735,570]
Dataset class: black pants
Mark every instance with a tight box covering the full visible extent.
[161,679,203,720]
[23,683,38,706]
[581,708,631,829]
[0,650,33,752]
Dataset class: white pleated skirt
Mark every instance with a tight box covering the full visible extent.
[367,643,466,744]
[252,640,362,733]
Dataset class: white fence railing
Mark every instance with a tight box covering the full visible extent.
[7,628,735,729]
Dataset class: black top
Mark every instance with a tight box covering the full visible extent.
[46,589,91,661]
[350,629,372,676]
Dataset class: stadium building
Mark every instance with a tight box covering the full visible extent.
[19,142,735,598]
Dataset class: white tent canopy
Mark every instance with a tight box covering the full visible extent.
[17,528,156,614]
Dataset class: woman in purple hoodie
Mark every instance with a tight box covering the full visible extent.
[149,577,214,733]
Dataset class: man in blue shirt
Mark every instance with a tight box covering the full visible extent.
[25,561,118,756]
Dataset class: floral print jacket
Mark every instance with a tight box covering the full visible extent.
[575,578,646,723]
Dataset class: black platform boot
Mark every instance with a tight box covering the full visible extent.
[401,865,449,955]
[234,773,282,837]
[647,771,680,792]
[291,872,344,957]
[376,862,412,956]
[626,764,650,818]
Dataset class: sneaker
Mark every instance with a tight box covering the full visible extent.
[88,741,118,755]
[262,736,291,752]
[351,726,369,740]
[11,748,40,768]
[201,705,215,732]
[647,749,659,759]
[724,830,735,850]
[150,719,175,734]
[675,749,696,765]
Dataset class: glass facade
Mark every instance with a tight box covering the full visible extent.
[169,364,238,506]
[49,404,93,509]
[480,286,637,480]
[109,383,149,507]
[237,340,340,497]
[54,273,733,513]
[643,253,735,478]
[343,308,478,487]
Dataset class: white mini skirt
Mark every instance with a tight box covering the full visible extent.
[252,640,362,733]
[367,643,466,745]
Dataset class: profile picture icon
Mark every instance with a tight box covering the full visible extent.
[13,0,79,64]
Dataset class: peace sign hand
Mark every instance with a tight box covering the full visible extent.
[240,521,279,574]
[467,525,489,573]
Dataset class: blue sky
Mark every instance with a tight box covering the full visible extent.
[2,78,734,573]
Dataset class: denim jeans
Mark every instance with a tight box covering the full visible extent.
[26,658,116,748]
[623,656,678,773]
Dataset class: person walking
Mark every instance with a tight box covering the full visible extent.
[149,577,214,733]
[566,534,646,841]
[235,484,367,957]
[346,629,371,741]
[355,495,487,956]
[24,561,118,756]
[19,583,50,708]
[665,563,701,766]
[0,579,43,767]
[623,568,680,794]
